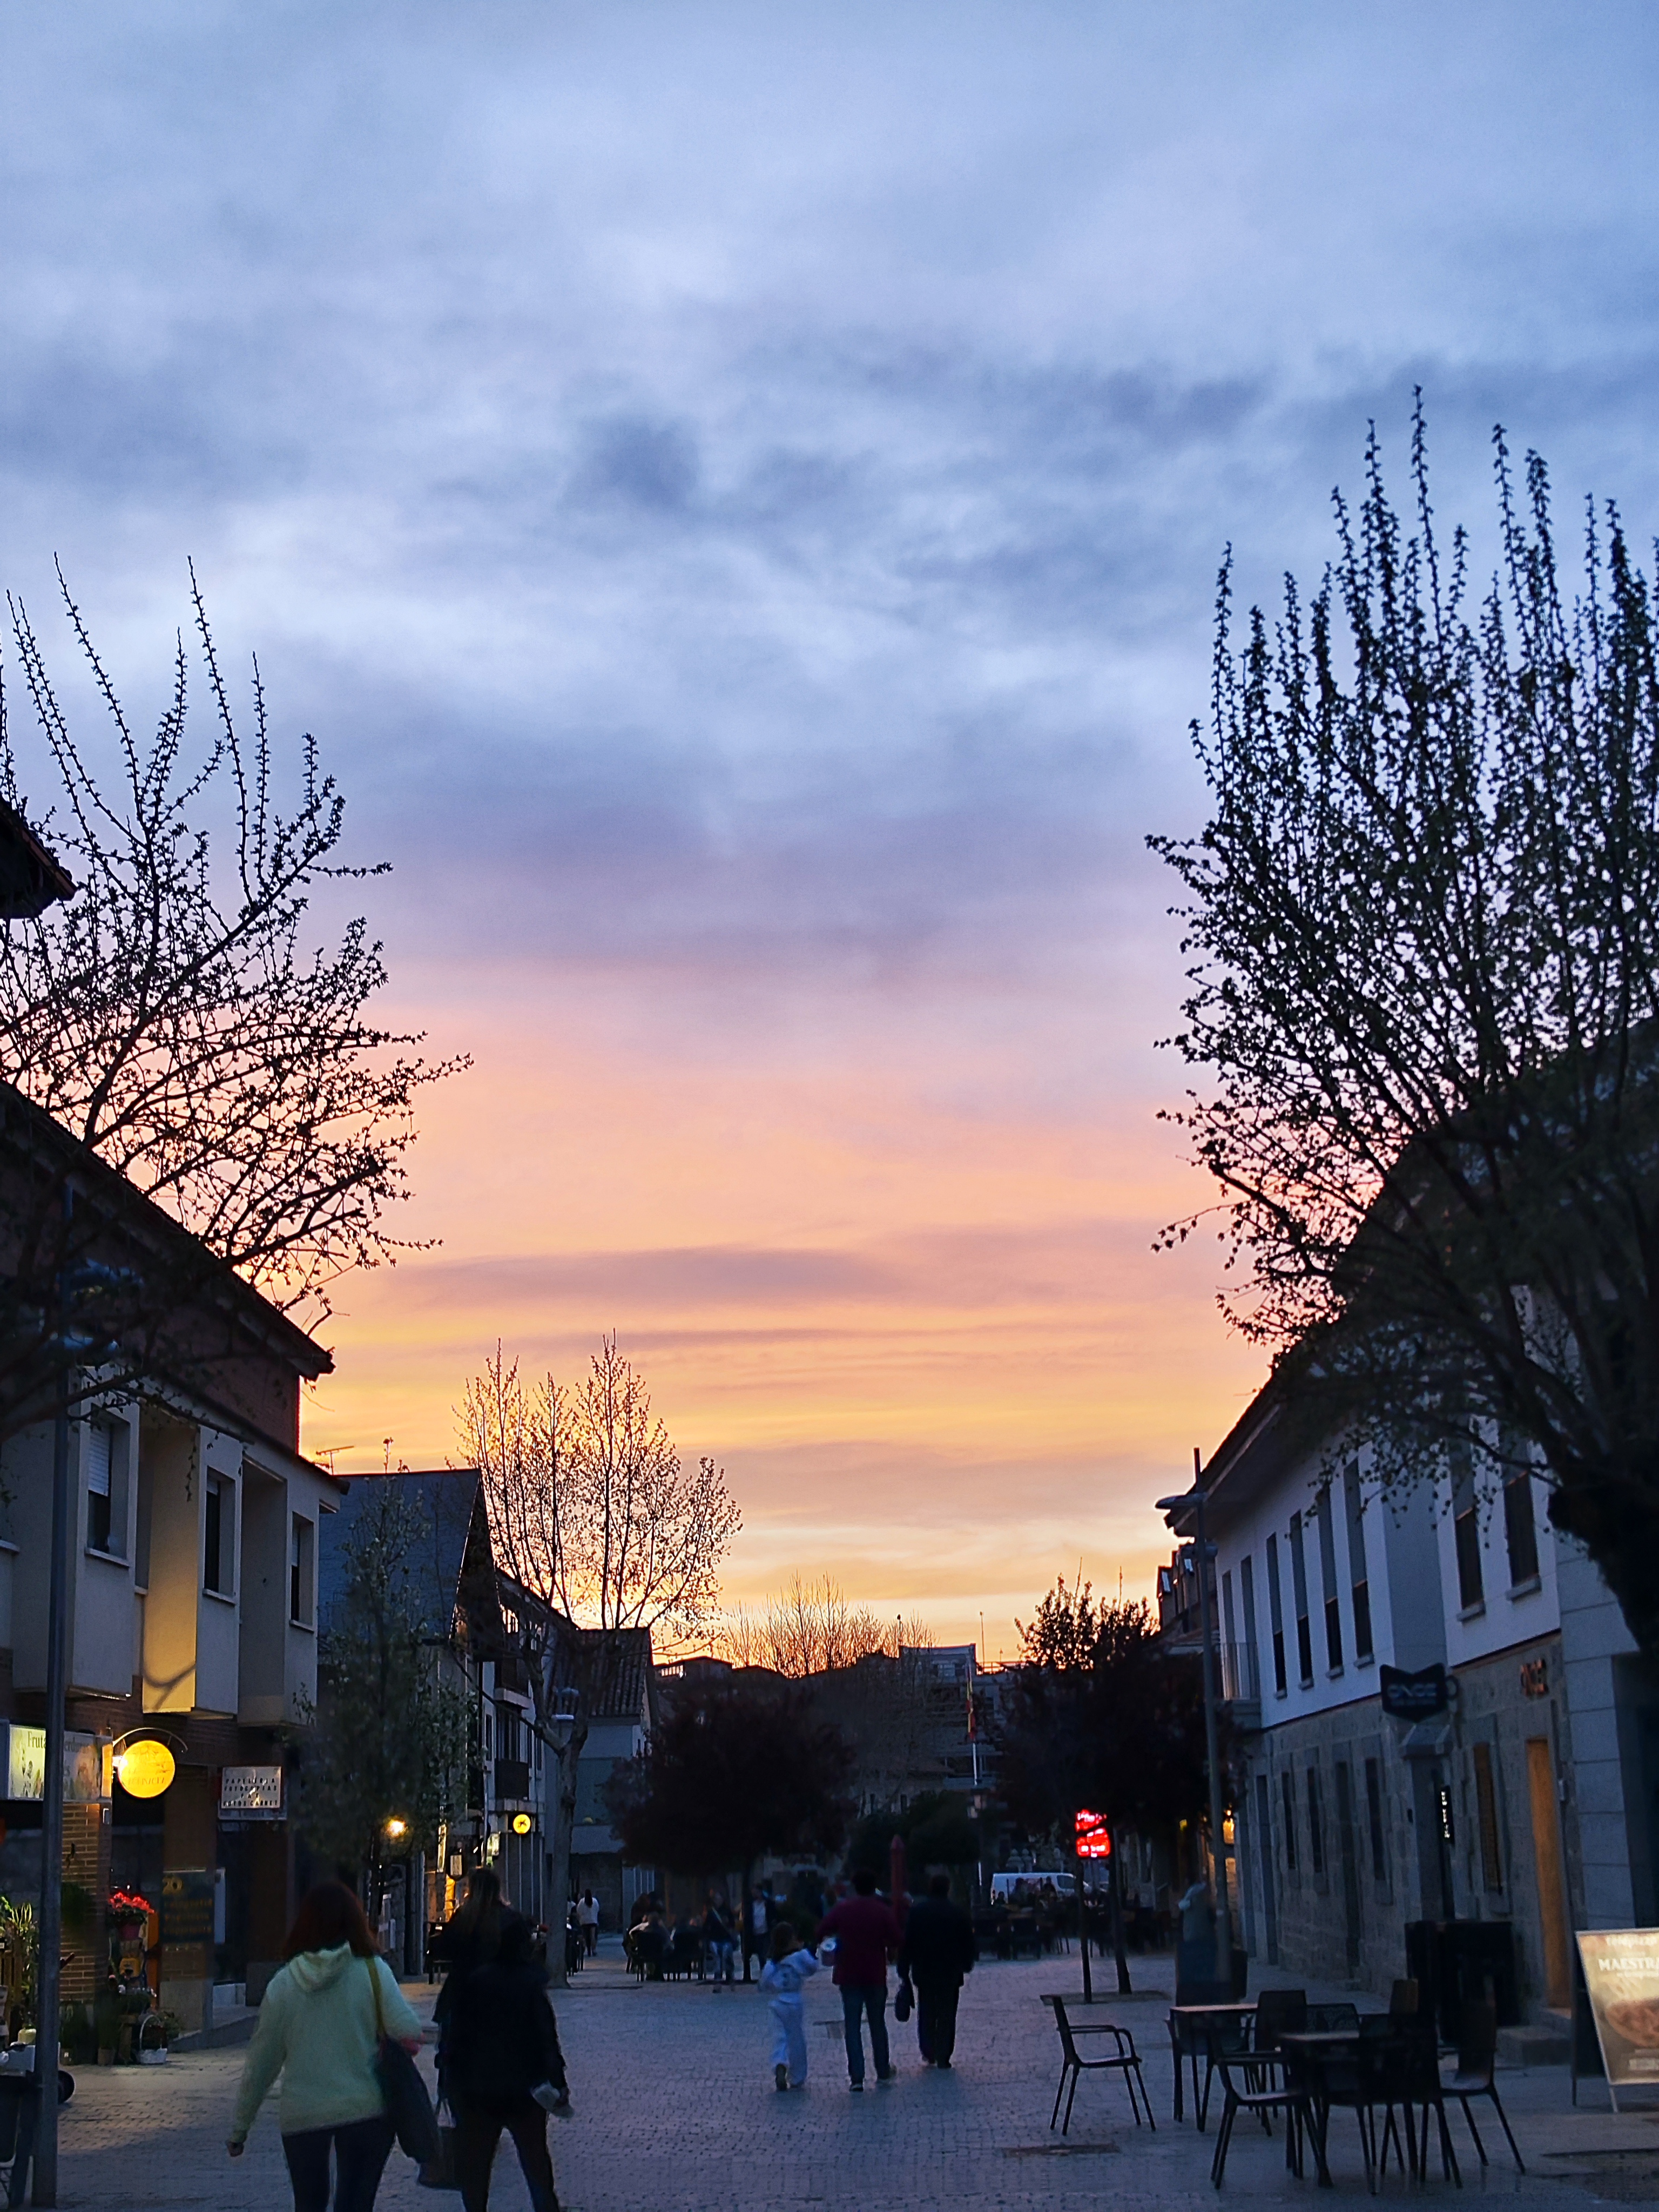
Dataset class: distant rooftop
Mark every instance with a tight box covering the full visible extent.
[0,797,72,918]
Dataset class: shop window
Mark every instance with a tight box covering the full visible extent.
[1306,1764,1325,1876]
[1473,1742,1504,1893]
[1280,1769,1298,1872]
[1364,1756,1389,1885]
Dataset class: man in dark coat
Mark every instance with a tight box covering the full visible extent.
[896,1872,976,2068]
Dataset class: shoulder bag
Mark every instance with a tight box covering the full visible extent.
[367,1955,443,2167]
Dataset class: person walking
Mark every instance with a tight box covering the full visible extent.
[759,1921,820,2090]
[815,1867,902,2091]
[703,1893,736,1986]
[896,1873,975,2069]
[575,1890,599,1958]
[443,1912,569,2212]
[227,1880,424,2212]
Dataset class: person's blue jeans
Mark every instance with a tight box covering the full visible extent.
[840,1982,890,2083]
[281,2112,395,2212]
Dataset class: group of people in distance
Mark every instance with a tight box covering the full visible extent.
[765,1867,976,2093]
[229,1867,567,2212]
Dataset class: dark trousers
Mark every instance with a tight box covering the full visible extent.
[281,2113,395,2212]
[840,1982,890,2083]
[915,1979,961,2063]
[455,2093,558,2212]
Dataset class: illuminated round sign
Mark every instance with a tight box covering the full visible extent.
[510,1812,534,1837]
[117,1741,176,1799]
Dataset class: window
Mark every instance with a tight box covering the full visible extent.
[1451,1441,1484,1610]
[1473,1742,1503,1892]
[203,1474,233,1595]
[1503,1467,1540,1589]
[85,1420,127,1557]
[1289,1513,1314,1684]
[1315,1487,1343,1671]
[1364,1756,1388,1884]
[1306,1763,1325,1875]
[1266,1536,1287,1696]
[1344,1458,1373,1661]
[289,1515,315,1626]
[1280,1769,1298,1872]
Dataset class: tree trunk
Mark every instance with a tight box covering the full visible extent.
[1074,1833,1093,2003]
[1107,1821,1132,1995]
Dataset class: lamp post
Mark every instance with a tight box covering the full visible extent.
[543,1685,581,1988]
[1157,1449,1232,1978]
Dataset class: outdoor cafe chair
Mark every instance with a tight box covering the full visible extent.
[1170,1980,1249,2128]
[1310,2020,1416,2195]
[1208,2045,1327,2190]
[1400,2018,1462,2187]
[1306,2001,1360,2033]
[1247,1989,1307,2095]
[1044,1996,1154,2136]
[1441,1999,1525,2174]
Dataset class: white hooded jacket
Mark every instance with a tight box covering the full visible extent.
[232,1944,422,2142]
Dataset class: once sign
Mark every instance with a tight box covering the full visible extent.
[1379,1663,1450,1720]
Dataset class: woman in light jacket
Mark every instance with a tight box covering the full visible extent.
[228,1880,424,2212]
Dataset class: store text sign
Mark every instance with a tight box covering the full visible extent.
[1577,1931,1659,2094]
[219,1765,284,1819]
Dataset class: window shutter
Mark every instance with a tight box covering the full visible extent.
[86,1425,112,1499]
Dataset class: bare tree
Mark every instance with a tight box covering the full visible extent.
[0,567,465,1326]
[458,1336,740,1981]
[458,1335,739,1643]
[1150,407,1659,1653]
[719,1574,931,1675]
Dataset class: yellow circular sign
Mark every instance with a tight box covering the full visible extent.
[117,1741,176,1799]
[510,1812,533,1837]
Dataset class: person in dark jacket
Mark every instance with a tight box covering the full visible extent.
[443,1913,569,2212]
[815,1867,902,2090]
[896,1872,976,2068]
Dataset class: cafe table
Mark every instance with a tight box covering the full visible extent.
[1277,2025,1407,2191]
[1168,2000,1259,2126]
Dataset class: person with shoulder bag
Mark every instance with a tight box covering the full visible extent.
[227,1880,425,2212]
[443,1911,570,2212]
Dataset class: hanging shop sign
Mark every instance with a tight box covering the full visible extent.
[114,1739,176,1800]
[219,1765,284,1820]
[1380,1663,1450,1720]
[4,1724,111,1803]
[1577,1931,1659,2108]
[509,1811,536,1837]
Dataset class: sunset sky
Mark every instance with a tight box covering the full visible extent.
[3,3,1655,1651]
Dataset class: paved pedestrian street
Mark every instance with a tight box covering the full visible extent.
[48,1947,1659,2209]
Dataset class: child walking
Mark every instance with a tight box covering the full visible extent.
[760,1922,820,2090]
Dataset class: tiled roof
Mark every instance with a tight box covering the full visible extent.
[319,1468,490,1644]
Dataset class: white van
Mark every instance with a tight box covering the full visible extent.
[991,1870,1094,1901]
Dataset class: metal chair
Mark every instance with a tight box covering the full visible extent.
[1170,1977,1236,2126]
[1306,2001,1360,2032]
[1209,2046,1328,2189]
[1400,2017,1462,2187]
[1044,1996,1154,2135]
[1442,1998,1524,2173]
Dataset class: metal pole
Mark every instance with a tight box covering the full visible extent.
[1192,1445,1232,1978]
[35,1189,73,2207]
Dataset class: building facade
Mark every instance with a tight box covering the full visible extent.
[1161,1386,1659,2029]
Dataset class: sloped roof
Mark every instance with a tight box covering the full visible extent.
[494,1574,654,1723]
[319,1468,494,1645]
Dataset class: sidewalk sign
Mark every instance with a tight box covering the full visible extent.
[1575,1930,1659,2112]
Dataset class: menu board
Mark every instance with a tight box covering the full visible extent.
[1576,1931,1659,2105]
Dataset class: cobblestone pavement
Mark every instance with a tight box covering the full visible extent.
[45,1944,1659,2208]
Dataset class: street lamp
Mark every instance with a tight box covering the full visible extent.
[385,1817,408,1842]
[547,1685,580,1757]
[1158,1450,1233,1978]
